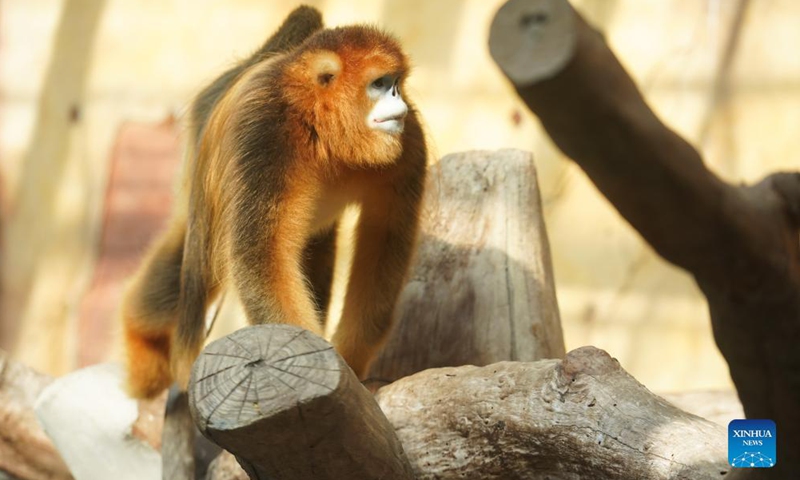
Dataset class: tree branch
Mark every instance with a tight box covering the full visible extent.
[377,347,728,479]
[489,0,800,476]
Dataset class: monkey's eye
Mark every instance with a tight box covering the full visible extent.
[370,75,396,92]
[371,77,387,89]
[368,75,401,101]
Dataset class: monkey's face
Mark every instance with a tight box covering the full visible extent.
[285,27,412,166]
[366,73,407,135]
[304,48,408,137]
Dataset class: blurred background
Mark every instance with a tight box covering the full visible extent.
[1,0,797,394]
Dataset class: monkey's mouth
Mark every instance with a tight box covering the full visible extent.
[372,115,406,134]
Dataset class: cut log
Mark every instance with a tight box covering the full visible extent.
[376,346,728,480]
[489,0,800,475]
[369,149,565,385]
[189,324,414,480]
[489,0,576,86]
[34,363,161,480]
[0,350,71,480]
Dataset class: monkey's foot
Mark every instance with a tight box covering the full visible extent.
[332,336,374,380]
[123,327,173,399]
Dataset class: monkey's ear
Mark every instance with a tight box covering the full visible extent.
[310,51,342,86]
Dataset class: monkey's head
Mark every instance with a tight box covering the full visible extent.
[283,26,413,166]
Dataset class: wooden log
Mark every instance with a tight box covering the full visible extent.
[659,390,743,428]
[189,324,414,480]
[489,0,576,86]
[161,387,222,480]
[162,389,194,480]
[206,452,247,480]
[369,149,565,385]
[489,0,800,475]
[0,350,71,480]
[34,363,161,480]
[376,346,729,480]
[202,346,729,480]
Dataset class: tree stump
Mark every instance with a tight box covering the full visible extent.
[369,149,565,384]
[188,325,414,480]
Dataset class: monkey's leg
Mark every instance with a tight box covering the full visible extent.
[332,190,422,379]
[302,224,338,317]
[121,222,185,399]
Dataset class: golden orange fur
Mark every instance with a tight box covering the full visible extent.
[121,14,427,399]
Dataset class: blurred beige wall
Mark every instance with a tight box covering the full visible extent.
[1,0,798,392]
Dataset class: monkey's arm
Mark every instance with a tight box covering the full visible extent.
[333,129,427,378]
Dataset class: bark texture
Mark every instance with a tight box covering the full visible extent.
[369,149,565,385]
[490,0,800,476]
[204,346,729,480]
[189,325,414,480]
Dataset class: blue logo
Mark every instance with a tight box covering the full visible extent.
[728,419,776,468]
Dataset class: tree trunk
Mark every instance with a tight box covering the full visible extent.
[489,0,800,476]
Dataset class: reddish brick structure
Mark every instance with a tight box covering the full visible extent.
[77,118,181,366]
